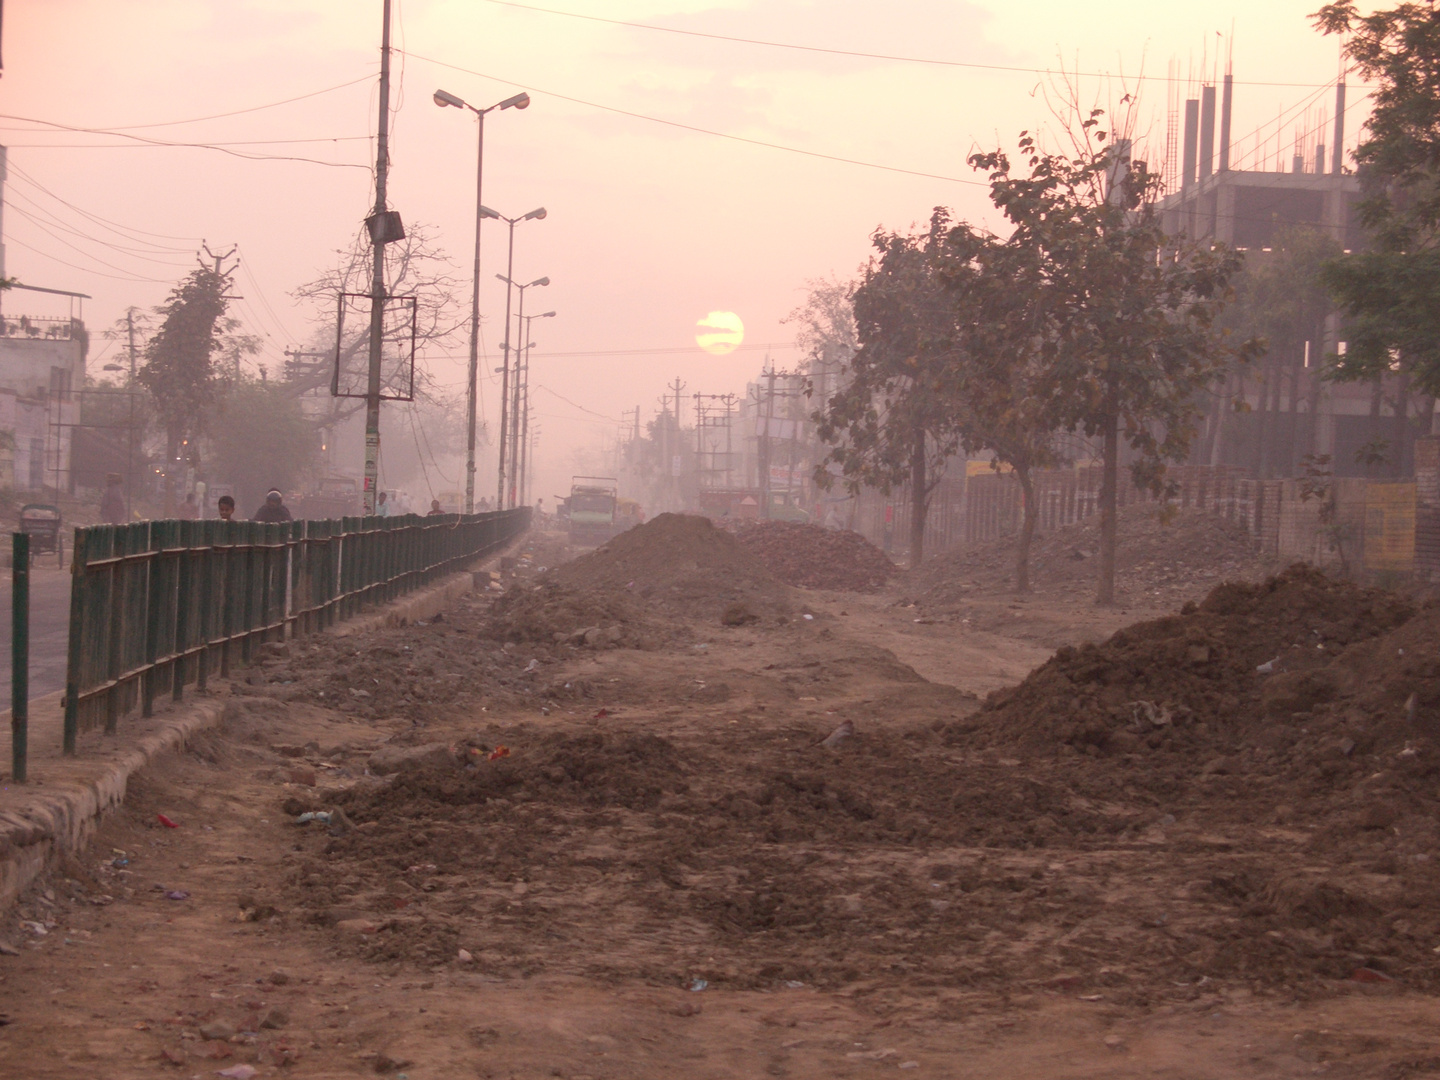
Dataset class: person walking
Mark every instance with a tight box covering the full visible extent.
[100,473,126,524]
[251,489,293,523]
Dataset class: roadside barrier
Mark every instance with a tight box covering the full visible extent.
[58,508,529,755]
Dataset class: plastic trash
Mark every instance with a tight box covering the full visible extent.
[803,614,814,621]
[688,978,708,992]
[1255,657,1278,674]
[217,1066,258,1080]
[295,811,332,826]
[155,814,179,829]
[487,746,510,761]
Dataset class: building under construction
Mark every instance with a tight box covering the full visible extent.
[1157,69,1427,480]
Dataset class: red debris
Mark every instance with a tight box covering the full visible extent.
[155,814,179,829]
[487,746,510,761]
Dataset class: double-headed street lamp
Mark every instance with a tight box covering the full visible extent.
[484,208,547,508]
[495,273,550,506]
[432,86,530,514]
[517,309,556,506]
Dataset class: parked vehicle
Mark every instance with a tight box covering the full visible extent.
[568,476,618,546]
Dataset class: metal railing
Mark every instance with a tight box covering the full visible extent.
[60,508,529,753]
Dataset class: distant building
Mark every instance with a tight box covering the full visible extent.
[1156,75,1420,479]
[0,291,86,494]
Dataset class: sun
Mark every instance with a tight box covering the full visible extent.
[695,310,744,355]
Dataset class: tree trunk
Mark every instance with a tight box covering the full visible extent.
[1368,375,1385,476]
[164,430,179,518]
[1392,362,1411,477]
[909,425,927,568]
[1096,403,1119,606]
[1015,463,1036,593]
[1252,358,1272,477]
[1286,357,1303,477]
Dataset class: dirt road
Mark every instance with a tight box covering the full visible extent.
[1,523,1438,1078]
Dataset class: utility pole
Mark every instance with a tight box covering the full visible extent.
[667,376,685,508]
[363,0,395,516]
[125,309,137,381]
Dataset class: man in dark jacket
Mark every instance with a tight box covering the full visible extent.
[251,489,293,523]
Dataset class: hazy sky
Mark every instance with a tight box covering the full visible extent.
[3,0,1357,501]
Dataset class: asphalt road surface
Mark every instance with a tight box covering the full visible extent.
[0,563,73,704]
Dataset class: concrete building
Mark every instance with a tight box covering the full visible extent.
[0,290,86,494]
[1155,75,1423,479]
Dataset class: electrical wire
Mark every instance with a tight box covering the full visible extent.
[400,50,985,186]
[3,189,195,265]
[78,74,376,132]
[475,0,1361,90]
[534,384,622,422]
[0,114,370,169]
[5,202,193,278]
[6,160,204,245]
[3,233,172,283]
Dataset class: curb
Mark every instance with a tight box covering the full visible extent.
[0,697,225,913]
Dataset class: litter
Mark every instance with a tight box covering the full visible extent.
[1255,658,1278,674]
[216,1066,258,1079]
[688,978,708,992]
[803,614,814,621]
[295,811,332,825]
[155,814,179,829]
[487,746,510,761]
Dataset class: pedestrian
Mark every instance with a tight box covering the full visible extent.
[252,489,293,523]
[100,473,125,524]
[216,495,236,521]
[427,498,444,516]
[375,491,391,518]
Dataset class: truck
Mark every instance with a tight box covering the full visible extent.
[567,476,619,546]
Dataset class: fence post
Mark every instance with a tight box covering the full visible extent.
[63,527,86,755]
[11,532,28,783]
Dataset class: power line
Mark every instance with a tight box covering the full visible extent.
[6,160,204,244]
[5,203,192,277]
[400,50,984,186]
[3,233,172,283]
[3,189,195,265]
[535,384,623,422]
[79,74,376,132]
[0,136,372,148]
[0,114,370,170]
[476,0,1361,90]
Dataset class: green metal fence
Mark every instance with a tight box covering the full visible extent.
[62,508,530,752]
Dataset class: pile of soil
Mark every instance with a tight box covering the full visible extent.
[490,514,790,637]
[911,504,1275,607]
[963,565,1415,757]
[735,521,894,591]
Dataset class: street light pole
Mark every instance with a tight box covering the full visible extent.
[517,309,555,508]
[432,88,530,514]
[487,207,546,508]
[498,275,549,506]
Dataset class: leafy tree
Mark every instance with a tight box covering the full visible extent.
[931,217,1065,591]
[1315,4,1440,403]
[208,379,322,513]
[137,266,232,513]
[971,120,1249,604]
[814,220,960,565]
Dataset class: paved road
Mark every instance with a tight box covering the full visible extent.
[0,565,73,704]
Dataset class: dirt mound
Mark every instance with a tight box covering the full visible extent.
[735,521,894,591]
[964,564,1414,755]
[911,504,1275,606]
[540,513,788,623]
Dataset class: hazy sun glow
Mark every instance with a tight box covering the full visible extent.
[695,310,744,355]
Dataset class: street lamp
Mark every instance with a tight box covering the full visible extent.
[432,87,530,514]
[517,309,556,506]
[484,207,547,508]
[494,269,549,507]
